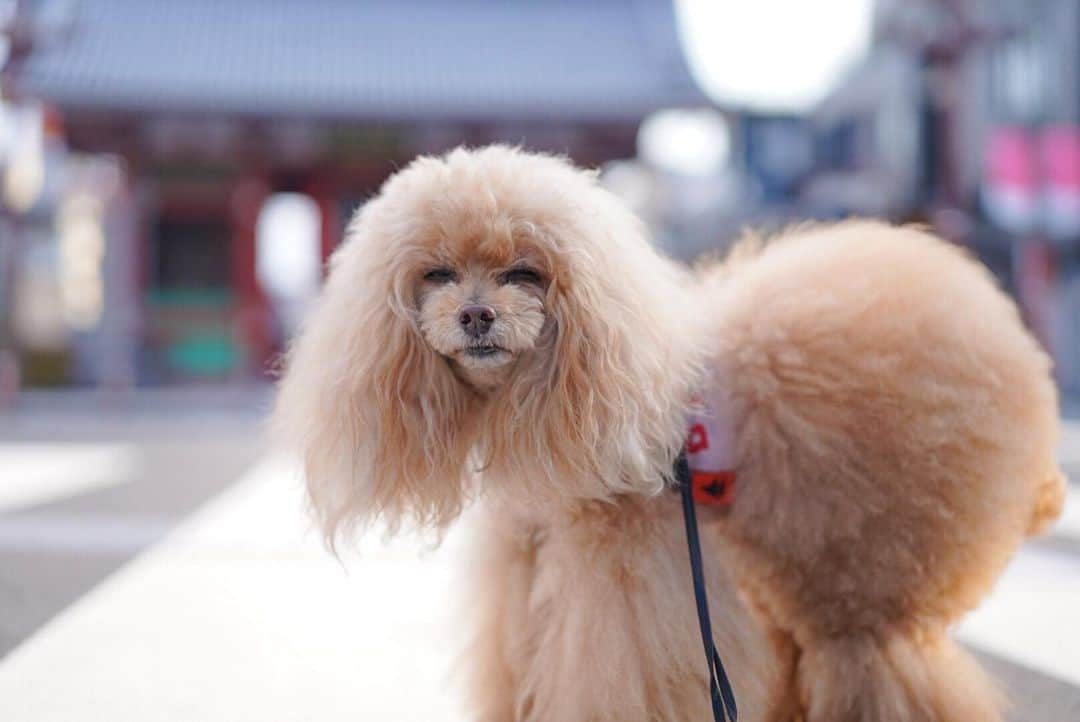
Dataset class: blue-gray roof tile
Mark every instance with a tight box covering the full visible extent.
[21,0,708,121]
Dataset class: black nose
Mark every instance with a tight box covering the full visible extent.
[458,304,496,337]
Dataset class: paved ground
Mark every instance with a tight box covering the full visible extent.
[0,392,1077,721]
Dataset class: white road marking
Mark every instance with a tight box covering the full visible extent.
[0,455,471,722]
[0,443,136,512]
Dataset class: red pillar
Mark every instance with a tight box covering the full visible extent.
[308,177,341,274]
[230,176,270,380]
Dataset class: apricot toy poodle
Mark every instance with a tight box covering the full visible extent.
[274,146,1064,722]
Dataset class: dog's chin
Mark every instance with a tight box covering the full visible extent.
[455,345,514,369]
[441,344,519,392]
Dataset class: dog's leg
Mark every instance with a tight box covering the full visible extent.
[512,497,783,722]
[734,569,804,722]
[463,509,540,722]
[763,624,803,722]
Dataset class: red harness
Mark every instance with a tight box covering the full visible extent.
[684,394,737,507]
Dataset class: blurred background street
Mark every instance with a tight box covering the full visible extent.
[1,0,1079,719]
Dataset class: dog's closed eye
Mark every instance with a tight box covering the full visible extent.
[499,267,543,286]
[423,267,458,284]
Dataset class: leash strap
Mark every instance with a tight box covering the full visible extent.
[675,453,739,722]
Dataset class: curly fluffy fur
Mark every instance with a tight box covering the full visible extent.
[274,146,1064,721]
[701,223,1065,721]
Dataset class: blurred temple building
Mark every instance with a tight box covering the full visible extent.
[3,0,1080,398]
[802,0,1080,393]
[0,0,706,389]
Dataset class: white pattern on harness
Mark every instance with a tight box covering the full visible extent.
[686,392,736,474]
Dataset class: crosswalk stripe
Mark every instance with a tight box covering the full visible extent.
[0,443,135,513]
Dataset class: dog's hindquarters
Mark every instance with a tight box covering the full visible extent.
[798,629,1004,722]
[701,221,1063,721]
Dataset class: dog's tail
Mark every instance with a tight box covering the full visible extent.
[1028,468,1067,537]
[797,629,1004,722]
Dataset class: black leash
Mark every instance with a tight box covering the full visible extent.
[674,452,738,722]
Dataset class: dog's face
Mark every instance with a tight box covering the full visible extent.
[415,250,549,391]
[277,146,704,540]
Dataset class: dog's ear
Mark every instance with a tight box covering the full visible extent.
[273,202,476,548]
[484,192,704,502]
